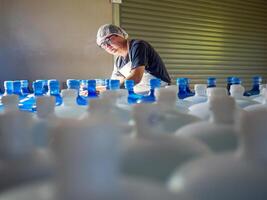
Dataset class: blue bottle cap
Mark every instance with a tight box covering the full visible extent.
[252,76,262,83]
[13,80,21,94]
[125,80,134,89]
[33,81,44,95]
[226,77,233,83]
[109,79,120,90]
[231,77,241,84]
[48,79,60,94]
[20,80,29,87]
[150,79,161,89]
[88,79,96,87]
[176,78,186,85]
[207,77,216,85]
[67,79,80,89]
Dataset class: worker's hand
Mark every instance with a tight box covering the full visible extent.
[96,86,107,93]
[79,90,88,96]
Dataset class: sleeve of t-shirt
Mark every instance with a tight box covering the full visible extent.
[130,41,148,69]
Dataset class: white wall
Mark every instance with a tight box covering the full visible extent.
[0,0,113,86]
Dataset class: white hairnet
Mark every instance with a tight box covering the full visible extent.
[96,24,128,46]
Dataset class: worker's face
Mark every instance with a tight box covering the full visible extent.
[100,35,127,56]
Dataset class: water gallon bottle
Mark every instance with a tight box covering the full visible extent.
[122,108,210,183]
[226,76,234,94]
[108,79,131,111]
[168,109,267,200]
[48,79,62,106]
[244,76,262,97]
[183,84,208,106]
[12,80,23,99]
[176,78,188,99]
[124,80,143,104]
[137,79,161,103]
[55,89,87,119]
[0,117,178,200]
[184,78,195,96]
[189,87,228,120]
[66,79,85,106]
[244,87,267,112]
[20,80,45,112]
[4,80,14,96]
[98,91,133,135]
[87,79,98,99]
[107,79,128,107]
[207,77,216,88]
[33,95,57,148]
[137,90,200,136]
[0,95,54,191]
[177,78,194,99]
[79,79,88,97]
[0,81,13,112]
[176,95,239,153]
[251,85,266,103]
[230,84,259,108]
[20,80,32,95]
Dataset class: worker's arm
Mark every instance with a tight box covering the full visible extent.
[120,65,145,87]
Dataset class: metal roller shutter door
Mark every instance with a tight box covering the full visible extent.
[119,0,267,88]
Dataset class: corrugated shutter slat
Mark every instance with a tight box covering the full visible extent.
[120,0,267,88]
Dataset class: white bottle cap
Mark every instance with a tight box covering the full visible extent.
[61,89,78,106]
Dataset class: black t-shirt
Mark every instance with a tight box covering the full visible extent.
[115,39,171,84]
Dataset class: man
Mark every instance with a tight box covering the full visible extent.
[96,24,171,94]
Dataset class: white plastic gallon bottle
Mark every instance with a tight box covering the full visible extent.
[189,87,228,120]
[164,85,191,113]
[251,84,266,103]
[230,84,259,108]
[168,109,267,200]
[120,103,211,183]
[0,95,54,191]
[244,86,267,111]
[175,95,239,152]
[184,84,208,106]
[54,89,87,119]
[134,94,200,136]
[33,96,58,148]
